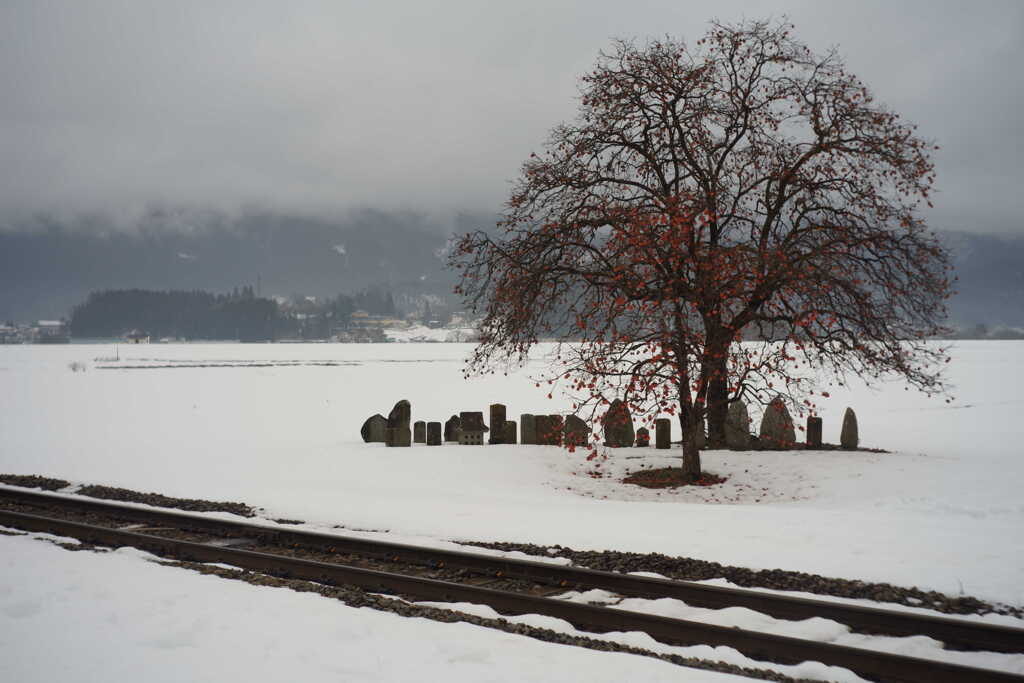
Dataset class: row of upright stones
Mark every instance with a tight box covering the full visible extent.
[360,397,859,450]
[742,398,859,450]
[360,401,513,447]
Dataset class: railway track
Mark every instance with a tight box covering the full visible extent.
[1,485,1021,683]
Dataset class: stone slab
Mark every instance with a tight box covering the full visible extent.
[426,421,442,446]
[655,418,671,449]
[520,414,536,445]
[360,414,387,443]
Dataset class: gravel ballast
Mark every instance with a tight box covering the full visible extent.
[74,484,256,517]
[161,556,816,682]
[7,526,812,682]
[3,473,1017,619]
[464,541,1023,619]
[0,474,71,491]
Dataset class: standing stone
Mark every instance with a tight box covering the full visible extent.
[360,414,387,443]
[413,421,426,443]
[635,427,650,447]
[444,415,462,442]
[535,415,563,445]
[840,408,859,450]
[654,419,671,449]
[458,412,488,445]
[502,421,517,445]
[758,397,796,450]
[563,415,589,447]
[488,403,507,444]
[602,399,635,447]
[426,422,442,446]
[548,415,563,445]
[385,400,412,447]
[519,414,536,445]
[806,416,823,448]
[684,417,707,449]
[725,400,751,450]
[533,415,551,445]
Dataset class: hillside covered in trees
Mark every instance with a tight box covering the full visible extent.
[70,289,282,341]
[68,286,405,341]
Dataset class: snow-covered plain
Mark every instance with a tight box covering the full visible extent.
[384,324,477,343]
[1,341,1023,680]
[0,531,738,683]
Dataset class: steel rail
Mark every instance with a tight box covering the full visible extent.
[2,507,1021,683]
[2,485,1022,655]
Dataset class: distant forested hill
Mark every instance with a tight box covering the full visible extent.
[1,210,1021,331]
[69,289,281,341]
[0,209,488,322]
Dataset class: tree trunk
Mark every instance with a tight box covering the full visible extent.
[702,329,730,449]
[674,319,701,479]
[678,385,702,480]
[706,356,728,448]
[682,439,701,478]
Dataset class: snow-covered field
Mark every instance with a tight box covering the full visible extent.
[384,323,477,343]
[0,531,738,683]
[1,341,1023,680]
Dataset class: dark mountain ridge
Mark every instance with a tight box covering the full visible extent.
[1,211,1020,331]
[0,210,494,322]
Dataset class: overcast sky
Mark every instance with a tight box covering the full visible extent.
[1,0,1021,233]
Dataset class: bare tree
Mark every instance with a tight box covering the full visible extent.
[452,19,952,478]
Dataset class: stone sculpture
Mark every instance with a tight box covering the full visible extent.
[806,416,823,448]
[840,407,859,450]
[535,415,563,445]
[563,415,589,447]
[655,418,671,449]
[427,422,442,446]
[725,400,751,449]
[502,421,517,444]
[489,403,507,444]
[386,400,412,447]
[684,418,707,449]
[360,414,387,443]
[520,414,536,445]
[459,411,488,445]
[444,415,461,442]
[758,397,796,450]
[602,399,635,447]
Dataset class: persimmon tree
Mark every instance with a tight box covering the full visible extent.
[451,19,953,478]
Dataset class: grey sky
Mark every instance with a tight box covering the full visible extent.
[1,0,1021,232]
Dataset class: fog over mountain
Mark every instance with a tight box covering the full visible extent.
[1,212,1021,330]
[0,210,489,322]
[1,2,1021,327]
[941,231,1024,330]
[1,1,1022,230]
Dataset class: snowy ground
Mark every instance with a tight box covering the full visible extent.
[1,341,1023,680]
[0,531,738,683]
[384,324,477,343]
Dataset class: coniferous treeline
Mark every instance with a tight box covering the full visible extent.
[353,288,397,318]
[69,289,281,341]
[68,286,404,341]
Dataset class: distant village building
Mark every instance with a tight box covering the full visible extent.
[0,324,21,344]
[349,310,372,326]
[35,320,70,344]
[348,310,406,329]
[333,327,386,343]
[124,329,151,344]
